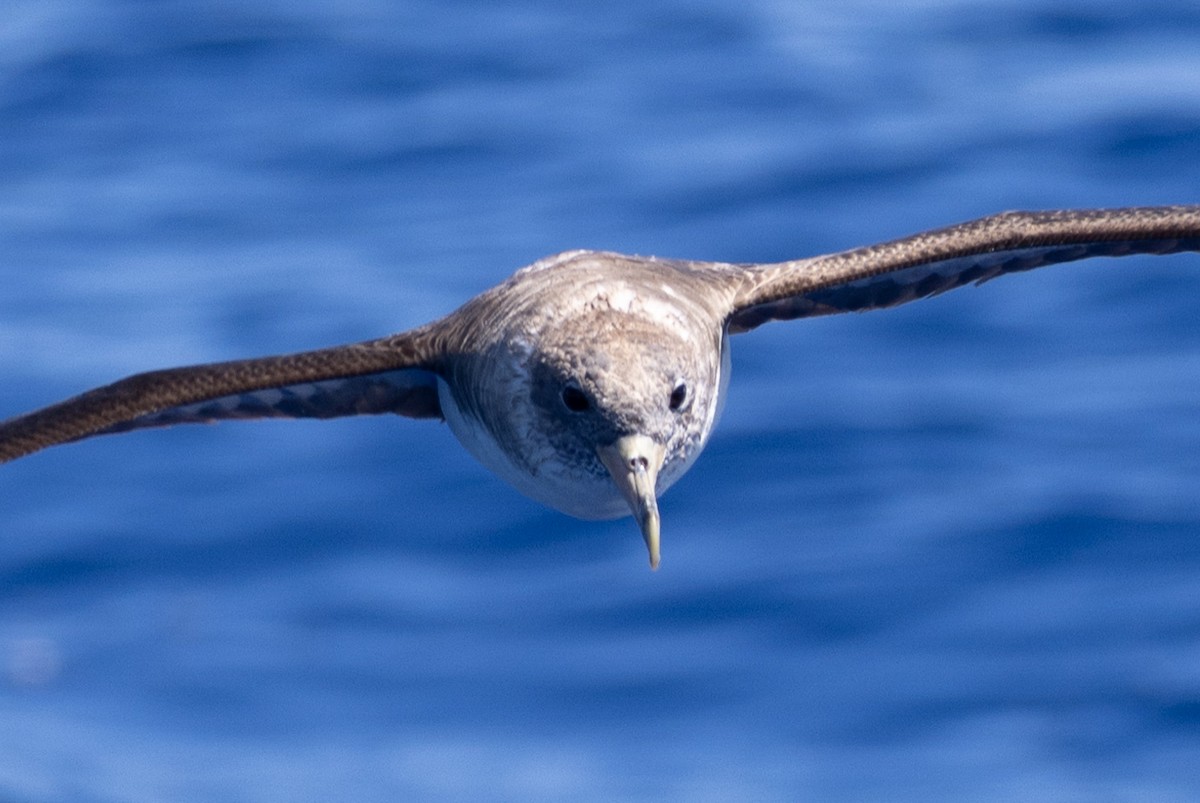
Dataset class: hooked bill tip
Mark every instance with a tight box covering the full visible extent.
[644,515,661,570]
[596,435,666,571]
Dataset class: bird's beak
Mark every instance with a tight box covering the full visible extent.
[597,435,666,570]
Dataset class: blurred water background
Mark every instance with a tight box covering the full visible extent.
[3,1,1200,800]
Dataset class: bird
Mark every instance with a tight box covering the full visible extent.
[3,206,1199,569]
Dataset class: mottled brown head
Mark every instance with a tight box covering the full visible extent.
[435,263,732,568]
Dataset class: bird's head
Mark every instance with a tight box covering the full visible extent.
[524,308,729,568]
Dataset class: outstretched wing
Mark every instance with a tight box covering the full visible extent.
[0,327,444,464]
[727,205,1200,332]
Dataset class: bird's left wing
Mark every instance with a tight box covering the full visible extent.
[726,205,1200,333]
[0,327,444,464]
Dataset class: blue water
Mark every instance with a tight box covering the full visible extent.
[3,1,1200,800]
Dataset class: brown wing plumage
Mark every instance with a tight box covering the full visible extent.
[0,328,445,464]
[7,205,1200,463]
[727,205,1200,332]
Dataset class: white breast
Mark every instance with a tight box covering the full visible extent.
[436,378,630,520]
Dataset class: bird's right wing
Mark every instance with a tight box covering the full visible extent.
[0,327,444,464]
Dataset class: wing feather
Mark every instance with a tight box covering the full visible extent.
[728,206,1200,332]
[0,328,443,463]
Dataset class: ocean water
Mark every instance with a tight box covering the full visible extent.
[3,1,1200,800]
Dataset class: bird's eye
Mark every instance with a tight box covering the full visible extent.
[561,385,591,413]
[669,382,689,412]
